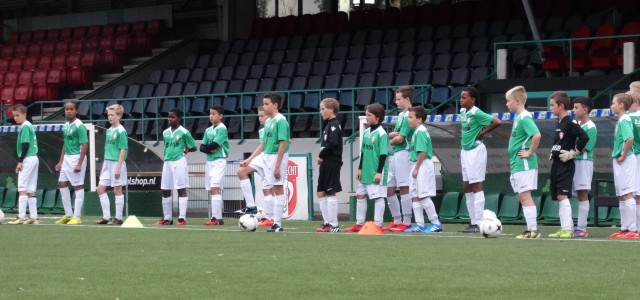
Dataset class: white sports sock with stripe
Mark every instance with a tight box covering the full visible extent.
[421,197,440,225]
[413,201,424,227]
[473,191,485,225]
[356,198,367,226]
[400,194,413,226]
[162,197,172,220]
[386,194,402,224]
[73,189,84,218]
[577,200,589,231]
[59,187,73,217]
[99,193,111,219]
[558,199,573,231]
[522,205,538,231]
[374,198,385,226]
[327,196,338,227]
[240,179,255,207]
[319,197,328,224]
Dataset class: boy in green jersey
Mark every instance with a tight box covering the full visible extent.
[54,100,89,225]
[459,87,502,233]
[95,104,128,225]
[571,97,597,237]
[7,105,39,225]
[384,86,415,232]
[609,93,638,239]
[403,106,442,233]
[345,103,389,233]
[505,86,542,239]
[154,108,197,226]
[201,106,229,226]
[628,82,640,236]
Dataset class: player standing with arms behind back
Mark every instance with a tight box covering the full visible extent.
[201,105,229,226]
[458,87,502,233]
[54,100,88,225]
[505,86,542,239]
[571,96,597,237]
[315,98,343,233]
[155,108,197,226]
[8,105,39,225]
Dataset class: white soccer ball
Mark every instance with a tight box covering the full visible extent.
[254,206,266,220]
[238,214,258,232]
[480,218,502,238]
[0,209,4,224]
[483,209,497,220]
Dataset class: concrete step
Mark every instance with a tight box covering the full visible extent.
[97,73,124,81]
[43,107,61,113]
[74,90,94,98]
[129,56,152,64]
[123,64,139,72]
[159,40,183,48]
[152,48,168,55]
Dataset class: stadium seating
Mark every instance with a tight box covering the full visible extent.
[438,192,461,222]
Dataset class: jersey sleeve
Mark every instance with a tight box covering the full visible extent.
[521,117,540,136]
[19,126,33,144]
[415,131,428,153]
[276,119,289,141]
[213,126,228,144]
[184,130,197,148]
[77,124,89,144]
[584,126,597,152]
[377,131,389,155]
[475,110,495,126]
[202,129,211,144]
[117,129,129,150]
[398,119,412,138]
[621,119,634,140]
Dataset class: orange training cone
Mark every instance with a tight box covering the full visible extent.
[358,221,383,235]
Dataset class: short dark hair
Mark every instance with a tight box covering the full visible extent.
[264,93,283,108]
[169,108,183,119]
[395,86,413,100]
[65,100,79,109]
[210,105,224,115]
[463,86,479,101]
[572,96,594,113]
[550,91,571,110]
[409,105,427,121]
[365,103,385,124]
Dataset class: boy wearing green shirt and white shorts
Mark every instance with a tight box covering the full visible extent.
[571,97,597,237]
[505,86,542,239]
[96,104,128,225]
[201,105,229,226]
[8,105,39,225]
[155,108,197,226]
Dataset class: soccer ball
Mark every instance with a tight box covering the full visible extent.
[238,214,258,232]
[479,218,502,238]
[483,209,497,220]
[254,206,266,220]
[0,209,4,224]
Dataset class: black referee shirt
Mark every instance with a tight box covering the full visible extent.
[551,115,589,160]
[319,117,343,163]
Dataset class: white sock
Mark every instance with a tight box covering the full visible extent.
[400,194,413,226]
[327,196,338,227]
[577,200,589,231]
[413,201,424,227]
[626,199,637,232]
[263,195,274,220]
[178,197,188,219]
[115,195,125,219]
[474,191,485,225]
[386,193,402,224]
[273,194,285,226]
[99,193,111,219]
[18,195,28,220]
[636,202,640,232]
[421,197,440,225]
[319,197,328,224]
[522,205,538,231]
[465,192,475,225]
[59,187,73,217]
[619,200,628,231]
[162,197,172,220]
[211,194,222,220]
[240,179,256,207]
[558,199,573,231]
[356,198,367,225]
[28,197,38,220]
[374,198,385,226]
[74,189,84,218]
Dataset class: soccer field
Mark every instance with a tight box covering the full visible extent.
[1,217,638,300]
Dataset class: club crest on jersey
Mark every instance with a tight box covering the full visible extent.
[113,133,117,139]
[270,123,275,129]
[331,126,335,131]
[372,137,376,143]
[176,135,181,141]
[514,121,518,128]
[70,129,73,134]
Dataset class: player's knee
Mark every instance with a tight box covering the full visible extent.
[75,185,84,191]
[58,181,68,188]
[162,189,172,198]
[177,189,187,197]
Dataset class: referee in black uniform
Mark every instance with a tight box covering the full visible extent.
[316,98,344,232]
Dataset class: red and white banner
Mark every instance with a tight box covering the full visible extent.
[254,155,309,220]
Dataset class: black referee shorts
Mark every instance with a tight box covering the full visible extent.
[317,160,343,194]
[550,160,575,200]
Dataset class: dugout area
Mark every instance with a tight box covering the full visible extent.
[0,124,164,217]
[353,114,619,225]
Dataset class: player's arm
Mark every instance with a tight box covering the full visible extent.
[319,125,340,159]
[619,137,634,162]
[389,134,405,145]
[274,140,286,179]
[55,146,65,172]
[412,151,426,178]
[357,151,364,180]
[76,142,88,172]
[16,142,29,173]
[209,127,228,153]
[573,122,589,152]
[477,117,502,140]
[115,148,126,179]
[184,131,197,153]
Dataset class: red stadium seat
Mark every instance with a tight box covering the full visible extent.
[116,23,131,35]
[1,86,16,103]
[40,41,55,55]
[9,58,23,71]
[46,29,60,41]
[99,36,114,51]
[589,23,617,69]
[46,68,67,85]
[70,39,84,53]
[87,25,102,38]
[0,72,4,85]
[54,41,69,54]
[72,26,87,39]
[131,34,156,56]
[7,32,20,44]
[146,20,161,34]
[68,66,93,89]
[60,28,73,40]
[132,21,146,34]
[27,43,41,56]
[81,52,99,69]
[102,24,116,36]
[33,83,59,101]
[37,55,52,70]
[83,37,100,51]
[32,70,47,84]
[615,21,640,66]
[99,50,123,73]
[0,45,13,58]
[563,24,592,71]
[51,53,67,69]
[66,52,81,67]
[13,44,27,57]
[114,34,131,54]
[19,31,33,43]
[18,71,32,84]
[3,72,18,85]
[0,59,9,72]
[14,84,33,103]
[23,56,39,70]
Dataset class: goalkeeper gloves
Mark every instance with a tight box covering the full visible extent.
[559,149,579,162]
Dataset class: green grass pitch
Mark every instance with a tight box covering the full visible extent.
[1,216,639,299]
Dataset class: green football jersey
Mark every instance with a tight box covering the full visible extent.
[629,111,640,154]
[104,125,128,161]
[508,110,539,173]
[263,114,290,154]
[360,126,389,185]
[202,123,229,161]
[575,120,597,161]
[460,106,495,150]
[162,126,196,161]
[410,125,432,161]
[63,119,88,155]
[612,114,633,158]
[17,121,38,157]
[391,111,414,153]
